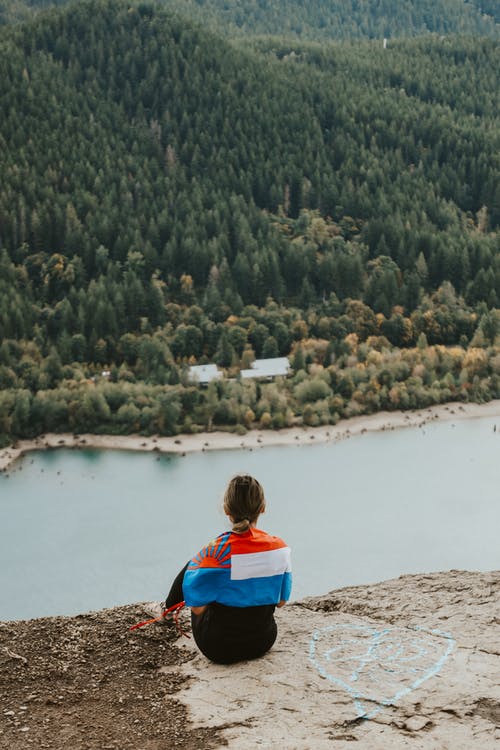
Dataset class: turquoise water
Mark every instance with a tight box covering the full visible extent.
[1,416,499,621]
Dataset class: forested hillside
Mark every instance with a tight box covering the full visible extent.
[0,0,64,24]
[162,0,500,40]
[0,0,498,443]
[2,0,499,37]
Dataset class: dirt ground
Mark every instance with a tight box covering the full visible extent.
[0,604,223,749]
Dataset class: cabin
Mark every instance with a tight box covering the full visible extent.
[240,357,291,380]
[187,364,222,385]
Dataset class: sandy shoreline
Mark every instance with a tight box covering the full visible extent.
[1,399,500,472]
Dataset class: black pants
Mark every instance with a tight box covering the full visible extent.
[164,562,189,610]
[165,564,277,665]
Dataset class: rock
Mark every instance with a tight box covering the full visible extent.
[404,715,433,731]
[176,570,499,749]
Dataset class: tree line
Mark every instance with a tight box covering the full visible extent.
[1,331,498,445]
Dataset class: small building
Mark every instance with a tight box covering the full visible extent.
[188,364,222,385]
[240,357,290,380]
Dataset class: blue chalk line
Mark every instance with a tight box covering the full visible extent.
[309,623,455,721]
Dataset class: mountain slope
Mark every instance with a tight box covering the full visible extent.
[1,0,498,313]
[2,0,499,37]
[161,0,500,40]
[0,0,498,432]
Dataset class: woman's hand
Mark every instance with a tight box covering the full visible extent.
[277,600,286,608]
[191,605,208,616]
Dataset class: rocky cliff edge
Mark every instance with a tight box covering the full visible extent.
[1,571,499,749]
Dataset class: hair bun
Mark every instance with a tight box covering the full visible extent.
[232,518,251,533]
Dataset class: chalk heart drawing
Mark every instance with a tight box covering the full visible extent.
[309,624,455,720]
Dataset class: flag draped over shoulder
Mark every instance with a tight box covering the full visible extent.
[182,527,292,608]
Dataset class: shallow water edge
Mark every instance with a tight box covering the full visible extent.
[2,399,500,472]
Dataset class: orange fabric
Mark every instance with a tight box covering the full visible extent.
[190,537,231,569]
[229,527,288,555]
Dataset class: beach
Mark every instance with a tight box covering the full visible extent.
[1,399,500,473]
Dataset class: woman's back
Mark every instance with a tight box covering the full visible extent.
[183,527,292,608]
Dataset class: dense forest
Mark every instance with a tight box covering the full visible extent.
[163,0,500,40]
[0,0,498,445]
[2,0,499,37]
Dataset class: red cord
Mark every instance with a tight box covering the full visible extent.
[173,604,191,639]
[130,600,190,637]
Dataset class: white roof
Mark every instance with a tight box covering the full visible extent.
[188,364,222,384]
[241,357,290,379]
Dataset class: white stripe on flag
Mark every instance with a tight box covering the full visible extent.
[230,547,291,581]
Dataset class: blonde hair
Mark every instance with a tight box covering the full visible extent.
[223,474,265,533]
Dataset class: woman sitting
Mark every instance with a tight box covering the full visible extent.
[149,474,292,664]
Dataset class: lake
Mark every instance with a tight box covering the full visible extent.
[1,416,499,621]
